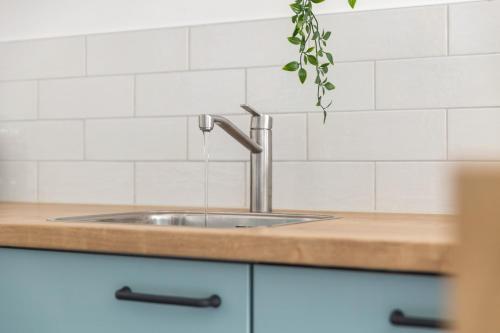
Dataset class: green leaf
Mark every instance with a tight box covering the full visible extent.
[298,68,307,83]
[290,3,302,13]
[326,52,334,64]
[323,31,331,40]
[307,55,318,65]
[348,0,356,8]
[282,61,300,71]
[287,36,301,45]
[313,31,320,40]
[324,82,336,90]
[311,0,325,3]
[306,47,315,53]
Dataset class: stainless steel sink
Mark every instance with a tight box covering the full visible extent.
[48,211,334,229]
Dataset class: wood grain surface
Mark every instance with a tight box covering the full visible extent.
[0,203,456,274]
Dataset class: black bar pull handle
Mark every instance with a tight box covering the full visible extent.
[390,309,448,329]
[115,286,221,308]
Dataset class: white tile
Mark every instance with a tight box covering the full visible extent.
[0,121,83,160]
[308,110,446,160]
[86,118,187,160]
[189,113,307,161]
[273,162,374,211]
[87,28,188,75]
[272,114,307,160]
[0,81,37,120]
[376,55,500,109]
[321,6,447,61]
[0,37,85,80]
[136,70,245,116]
[38,162,133,204]
[376,162,457,213]
[136,162,246,207]
[39,76,134,119]
[247,63,374,113]
[448,108,500,160]
[188,115,250,161]
[191,19,294,69]
[450,0,500,55]
[0,162,37,202]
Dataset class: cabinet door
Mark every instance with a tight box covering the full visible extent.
[254,264,448,333]
[0,248,250,333]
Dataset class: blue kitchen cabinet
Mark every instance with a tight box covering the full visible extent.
[0,248,250,333]
[254,264,449,333]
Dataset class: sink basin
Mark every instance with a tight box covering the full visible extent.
[48,211,334,229]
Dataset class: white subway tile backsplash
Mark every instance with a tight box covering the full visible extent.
[0,121,83,160]
[38,162,133,204]
[39,76,134,119]
[247,63,374,113]
[136,70,245,116]
[191,19,293,69]
[448,108,500,160]
[450,0,500,55]
[0,37,85,80]
[0,81,37,120]
[321,6,447,61]
[87,28,188,75]
[85,118,186,160]
[0,162,37,202]
[308,110,446,161]
[0,5,497,213]
[376,55,500,109]
[273,162,374,211]
[136,162,245,207]
[376,162,457,213]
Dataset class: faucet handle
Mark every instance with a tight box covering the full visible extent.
[241,104,272,130]
[240,104,261,117]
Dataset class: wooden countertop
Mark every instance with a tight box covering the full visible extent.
[0,203,456,274]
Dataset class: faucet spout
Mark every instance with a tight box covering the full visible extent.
[198,114,262,153]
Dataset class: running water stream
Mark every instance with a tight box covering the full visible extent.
[202,132,210,227]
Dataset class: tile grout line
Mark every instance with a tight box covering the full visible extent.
[373,61,377,110]
[186,117,190,160]
[133,162,137,204]
[244,68,248,104]
[133,75,137,116]
[446,5,450,56]
[3,106,500,124]
[0,1,474,45]
[35,80,40,119]
[36,161,40,202]
[446,109,449,160]
[82,120,87,160]
[84,36,88,76]
[2,52,500,84]
[187,27,191,70]
[306,113,310,160]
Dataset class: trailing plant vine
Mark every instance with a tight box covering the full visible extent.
[283,0,356,122]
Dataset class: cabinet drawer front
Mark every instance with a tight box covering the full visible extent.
[255,265,448,333]
[0,248,250,333]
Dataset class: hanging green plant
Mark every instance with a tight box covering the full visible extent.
[283,0,356,122]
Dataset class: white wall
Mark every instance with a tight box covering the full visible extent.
[0,0,481,42]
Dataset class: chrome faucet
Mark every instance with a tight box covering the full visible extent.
[198,104,272,213]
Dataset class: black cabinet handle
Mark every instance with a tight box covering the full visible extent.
[115,286,221,308]
[390,309,448,329]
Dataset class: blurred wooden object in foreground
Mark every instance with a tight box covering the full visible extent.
[457,168,500,333]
